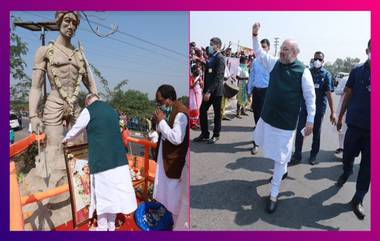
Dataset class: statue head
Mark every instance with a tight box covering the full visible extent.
[55,11,81,38]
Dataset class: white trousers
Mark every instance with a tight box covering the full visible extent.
[270,161,288,199]
[96,213,117,231]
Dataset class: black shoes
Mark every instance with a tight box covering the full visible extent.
[308,155,319,165]
[289,153,319,165]
[251,145,259,155]
[336,174,350,188]
[266,197,278,214]
[269,172,288,182]
[335,148,344,154]
[193,134,219,144]
[289,154,301,166]
[351,199,365,220]
[207,136,219,144]
[235,114,242,119]
[193,135,209,142]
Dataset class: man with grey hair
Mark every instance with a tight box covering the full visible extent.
[251,23,316,213]
[63,94,137,231]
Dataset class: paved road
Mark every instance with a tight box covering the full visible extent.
[190,97,370,231]
[14,117,31,142]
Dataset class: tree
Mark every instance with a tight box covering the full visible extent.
[324,57,360,79]
[89,63,112,99]
[10,15,31,107]
[109,89,155,119]
[178,95,189,107]
[10,15,29,82]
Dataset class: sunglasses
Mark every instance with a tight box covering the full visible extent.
[314,58,324,61]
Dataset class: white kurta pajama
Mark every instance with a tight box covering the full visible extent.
[153,112,188,227]
[251,36,316,198]
[63,108,137,227]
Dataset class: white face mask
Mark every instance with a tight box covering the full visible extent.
[313,60,322,68]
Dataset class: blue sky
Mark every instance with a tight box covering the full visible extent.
[11,11,189,99]
[191,11,370,64]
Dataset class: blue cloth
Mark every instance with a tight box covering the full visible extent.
[309,67,334,114]
[248,59,270,94]
[10,129,14,144]
[134,202,174,231]
[345,61,370,131]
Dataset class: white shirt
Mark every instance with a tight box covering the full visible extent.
[148,131,159,143]
[252,36,316,123]
[157,113,187,145]
[153,112,188,215]
[63,108,90,142]
[335,76,348,96]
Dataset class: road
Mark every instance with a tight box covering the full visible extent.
[190,96,370,231]
[14,117,31,142]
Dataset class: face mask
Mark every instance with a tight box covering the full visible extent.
[160,104,172,120]
[313,60,322,68]
[208,46,215,55]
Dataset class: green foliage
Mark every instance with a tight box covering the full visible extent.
[89,63,112,98]
[114,79,129,92]
[10,15,31,103]
[10,100,28,112]
[10,15,29,81]
[109,89,156,119]
[324,57,361,79]
[177,96,189,108]
[89,63,154,118]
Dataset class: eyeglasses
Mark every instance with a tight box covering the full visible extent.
[314,58,324,61]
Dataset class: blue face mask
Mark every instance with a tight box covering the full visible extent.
[208,46,215,55]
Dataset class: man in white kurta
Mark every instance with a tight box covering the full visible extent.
[251,23,316,213]
[63,94,137,231]
[153,85,189,229]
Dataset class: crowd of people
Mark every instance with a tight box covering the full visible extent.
[190,22,370,220]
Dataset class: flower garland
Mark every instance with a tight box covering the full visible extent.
[46,42,86,115]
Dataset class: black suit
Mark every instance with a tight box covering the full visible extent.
[200,52,225,138]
